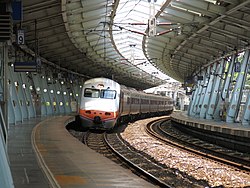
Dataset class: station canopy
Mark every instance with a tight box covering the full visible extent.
[21,0,250,90]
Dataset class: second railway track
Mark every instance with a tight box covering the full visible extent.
[146,118,250,172]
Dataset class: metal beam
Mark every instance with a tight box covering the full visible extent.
[208,26,250,41]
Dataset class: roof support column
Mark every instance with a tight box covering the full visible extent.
[0,43,8,128]
[0,37,14,187]
[187,84,198,116]
[196,66,211,117]
[242,91,250,126]
[213,54,236,120]
[7,65,23,124]
[206,59,225,119]
[226,50,250,123]
[200,63,217,119]
[188,71,204,117]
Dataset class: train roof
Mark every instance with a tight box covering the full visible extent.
[84,78,172,100]
[84,77,118,84]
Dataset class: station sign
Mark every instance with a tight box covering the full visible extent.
[14,61,37,72]
[17,30,25,45]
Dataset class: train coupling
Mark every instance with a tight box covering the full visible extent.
[93,116,102,124]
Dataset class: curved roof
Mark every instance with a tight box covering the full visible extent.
[21,0,250,89]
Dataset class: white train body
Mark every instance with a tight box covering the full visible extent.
[79,78,173,129]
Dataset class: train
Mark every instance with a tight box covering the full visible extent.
[78,77,174,130]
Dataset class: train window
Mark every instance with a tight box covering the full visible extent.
[131,98,139,104]
[142,99,149,104]
[84,88,99,98]
[136,98,139,104]
[100,90,116,99]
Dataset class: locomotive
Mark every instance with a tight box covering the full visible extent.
[78,77,173,129]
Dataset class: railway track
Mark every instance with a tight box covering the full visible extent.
[82,130,173,188]
[146,118,250,172]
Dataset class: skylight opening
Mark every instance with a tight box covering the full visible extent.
[170,4,202,16]
[204,0,217,4]
[187,10,202,16]
[170,4,187,11]
[113,0,172,82]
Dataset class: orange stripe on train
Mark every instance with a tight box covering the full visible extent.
[79,109,119,121]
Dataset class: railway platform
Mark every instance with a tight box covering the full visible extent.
[171,111,250,139]
[8,116,156,188]
[171,111,250,153]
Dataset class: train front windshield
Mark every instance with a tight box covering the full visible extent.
[100,90,116,99]
[84,88,116,99]
[84,88,99,98]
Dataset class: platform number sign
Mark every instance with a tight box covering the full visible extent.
[17,30,25,45]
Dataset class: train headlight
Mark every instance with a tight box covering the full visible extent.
[105,112,111,116]
[97,84,104,89]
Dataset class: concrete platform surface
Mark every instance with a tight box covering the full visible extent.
[34,116,156,188]
[171,111,250,138]
[8,117,50,188]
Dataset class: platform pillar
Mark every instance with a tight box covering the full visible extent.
[188,72,204,117]
[213,54,236,120]
[7,66,23,123]
[188,84,198,116]
[206,59,225,119]
[226,50,250,123]
[242,93,250,126]
[196,67,211,117]
[200,63,217,119]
